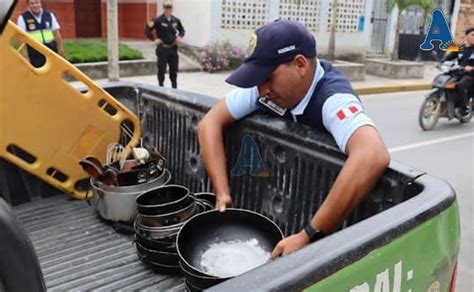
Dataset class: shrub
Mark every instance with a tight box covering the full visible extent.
[201,41,245,73]
[64,40,143,64]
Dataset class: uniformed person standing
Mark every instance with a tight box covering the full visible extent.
[145,0,185,89]
[17,0,64,68]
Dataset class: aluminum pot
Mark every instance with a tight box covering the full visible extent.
[91,169,171,223]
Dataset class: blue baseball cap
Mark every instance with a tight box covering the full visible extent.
[226,20,316,88]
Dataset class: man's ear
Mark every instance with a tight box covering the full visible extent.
[293,54,310,75]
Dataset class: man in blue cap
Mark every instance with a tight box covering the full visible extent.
[197,20,390,257]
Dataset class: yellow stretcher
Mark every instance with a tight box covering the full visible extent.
[0,21,142,199]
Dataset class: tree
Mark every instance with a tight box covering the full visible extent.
[387,0,434,60]
[327,0,338,60]
[107,0,119,81]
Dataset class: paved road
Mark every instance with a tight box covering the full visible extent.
[360,91,474,291]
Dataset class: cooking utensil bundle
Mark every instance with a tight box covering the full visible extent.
[79,144,282,290]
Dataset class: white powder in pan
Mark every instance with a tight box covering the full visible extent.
[200,238,271,278]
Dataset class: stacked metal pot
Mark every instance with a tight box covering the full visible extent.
[87,150,171,224]
[134,185,215,273]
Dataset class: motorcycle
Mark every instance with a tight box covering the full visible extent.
[418,61,473,130]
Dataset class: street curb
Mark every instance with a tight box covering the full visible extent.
[354,83,432,95]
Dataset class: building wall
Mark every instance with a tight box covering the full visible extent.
[454,0,473,43]
[12,0,156,39]
[12,0,76,38]
[174,0,373,61]
[101,0,157,39]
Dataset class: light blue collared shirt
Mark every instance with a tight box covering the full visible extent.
[289,59,324,121]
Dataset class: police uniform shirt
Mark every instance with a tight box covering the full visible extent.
[146,14,185,45]
[17,9,60,32]
[225,59,375,153]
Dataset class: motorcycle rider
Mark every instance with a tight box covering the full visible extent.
[441,27,474,118]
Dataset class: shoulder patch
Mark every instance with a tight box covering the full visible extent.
[147,21,154,28]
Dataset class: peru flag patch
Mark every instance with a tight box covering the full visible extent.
[336,105,360,121]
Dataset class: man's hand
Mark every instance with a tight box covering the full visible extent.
[173,37,183,46]
[271,230,310,259]
[465,66,473,73]
[215,193,232,212]
[154,38,163,46]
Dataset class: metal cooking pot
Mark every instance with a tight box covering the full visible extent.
[135,241,179,266]
[136,250,181,274]
[179,261,220,290]
[195,192,216,206]
[139,196,196,227]
[136,185,192,215]
[134,231,176,252]
[91,169,171,223]
[135,215,183,240]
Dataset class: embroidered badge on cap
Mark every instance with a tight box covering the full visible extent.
[247,33,257,57]
[278,45,296,54]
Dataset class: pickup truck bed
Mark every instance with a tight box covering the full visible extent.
[13,195,184,291]
[1,83,459,291]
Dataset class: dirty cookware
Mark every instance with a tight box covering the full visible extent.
[176,209,283,289]
[138,196,196,227]
[91,169,171,223]
[136,185,192,215]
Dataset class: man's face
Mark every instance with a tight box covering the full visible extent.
[164,7,173,17]
[257,57,308,109]
[466,31,474,46]
[27,0,42,15]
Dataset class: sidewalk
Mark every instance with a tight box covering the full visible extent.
[86,61,437,99]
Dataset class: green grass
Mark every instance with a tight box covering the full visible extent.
[64,39,143,64]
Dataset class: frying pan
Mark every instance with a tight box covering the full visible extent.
[176,209,283,281]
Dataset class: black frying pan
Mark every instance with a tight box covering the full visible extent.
[176,209,283,281]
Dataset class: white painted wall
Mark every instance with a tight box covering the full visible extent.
[169,0,374,59]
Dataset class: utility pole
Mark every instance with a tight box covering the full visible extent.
[328,0,337,60]
[107,0,119,81]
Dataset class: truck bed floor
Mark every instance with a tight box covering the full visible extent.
[13,195,185,292]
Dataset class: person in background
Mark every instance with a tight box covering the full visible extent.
[197,20,390,257]
[145,0,185,89]
[442,27,474,118]
[17,0,64,68]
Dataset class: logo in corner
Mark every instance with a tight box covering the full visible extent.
[420,8,462,52]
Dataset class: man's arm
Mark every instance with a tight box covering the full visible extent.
[272,125,390,257]
[197,99,237,211]
[49,13,64,56]
[145,19,162,45]
[53,30,64,57]
[177,18,185,38]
